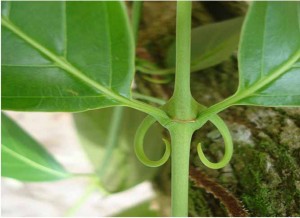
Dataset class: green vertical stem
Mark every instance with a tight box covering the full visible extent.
[169,1,195,216]
[171,1,196,120]
[170,124,194,217]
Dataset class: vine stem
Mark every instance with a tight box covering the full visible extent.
[170,1,194,216]
[170,1,196,120]
[170,124,194,217]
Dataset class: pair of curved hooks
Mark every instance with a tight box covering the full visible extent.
[134,113,233,169]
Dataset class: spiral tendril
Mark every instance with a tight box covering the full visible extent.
[134,115,171,167]
[196,115,233,169]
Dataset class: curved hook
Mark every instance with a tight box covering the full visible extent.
[134,115,171,167]
[197,115,233,169]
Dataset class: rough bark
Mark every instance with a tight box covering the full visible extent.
[134,1,300,216]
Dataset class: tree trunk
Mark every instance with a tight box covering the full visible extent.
[134,1,300,216]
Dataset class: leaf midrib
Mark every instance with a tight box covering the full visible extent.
[200,49,300,119]
[2,144,68,178]
[1,17,168,120]
[181,18,242,71]
[236,2,300,101]
[1,17,129,106]
[191,39,234,68]
[235,49,300,102]
[1,17,168,119]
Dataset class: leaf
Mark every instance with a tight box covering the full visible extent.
[73,107,165,193]
[166,17,244,72]
[1,1,134,112]
[1,113,70,181]
[112,200,159,217]
[235,1,300,107]
[293,62,300,68]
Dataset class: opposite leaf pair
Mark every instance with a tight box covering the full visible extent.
[2,0,300,182]
[1,1,300,217]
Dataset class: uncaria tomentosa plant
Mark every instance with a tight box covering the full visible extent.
[2,1,300,217]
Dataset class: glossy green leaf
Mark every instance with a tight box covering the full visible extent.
[235,1,300,106]
[1,113,70,181]
[166,17,243,72]
[1,1,134,112]
[73,107,164,193]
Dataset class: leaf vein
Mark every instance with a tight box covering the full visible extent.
[1,17,129,105]
[2,144,68,178]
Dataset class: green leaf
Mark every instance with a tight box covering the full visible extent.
[1,113,70,181]
[1,1,134,112]
[293,62,300,68]
[235,2,300,107]
[73,107,165,193]
[166,17,243,72]
[112,200,159,217]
